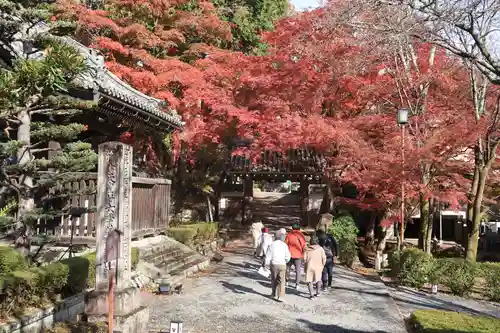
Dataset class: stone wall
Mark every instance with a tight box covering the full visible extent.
[0,293,85,333]
[193,238,224,258]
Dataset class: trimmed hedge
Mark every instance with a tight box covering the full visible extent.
[0,245,28,273]
[43,321,108,333]
[399,248,435,289]
[338,238,358,267]
[410,310,500,333]
[0,262,69,318]
[438,258,478,297]
[388,247,500,300]
[167,227,197,246]
[0,246,141,319]
[479,262,500,302]
[184,222,220,242]
[328,214,359,267]
[167,222,221,246]
[328,215,359,242]
[62,247,140,293]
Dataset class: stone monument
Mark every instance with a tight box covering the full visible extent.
[85,142,150,332]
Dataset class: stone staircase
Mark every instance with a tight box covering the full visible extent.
[251,191,302,231]
[132,236,209,289]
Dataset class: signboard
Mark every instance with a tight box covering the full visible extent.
[170,321,183,333]
[104,229,122,264]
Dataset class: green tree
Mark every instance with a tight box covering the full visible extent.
[0,1,97,258]
[213,0,289,54]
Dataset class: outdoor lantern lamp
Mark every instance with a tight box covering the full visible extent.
[397,108,409,125]
[397,108,409,250]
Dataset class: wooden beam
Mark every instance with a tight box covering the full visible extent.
[132,177,172,185]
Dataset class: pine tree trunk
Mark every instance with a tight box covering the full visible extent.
[15,110,33,260]
[467,167,488,262]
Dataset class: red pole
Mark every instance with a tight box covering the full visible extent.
[400,124,405,250]
[108,268,114,333]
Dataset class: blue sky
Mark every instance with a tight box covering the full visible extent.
[290,0,320,10]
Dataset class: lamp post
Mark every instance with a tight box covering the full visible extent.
[397,108,409,250]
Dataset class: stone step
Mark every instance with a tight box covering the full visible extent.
[156,257,210,288]
[156,252,203,273]
[140,248,184,263]
[252,207,301,211]
[134,235,211,290]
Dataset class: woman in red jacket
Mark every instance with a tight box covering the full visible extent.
[285,223,306,290]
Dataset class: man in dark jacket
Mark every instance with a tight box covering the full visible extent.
[317,229,339,290]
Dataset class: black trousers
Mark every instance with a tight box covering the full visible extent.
[322,258,334,287]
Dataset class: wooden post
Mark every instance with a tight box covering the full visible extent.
[108,267,114,333]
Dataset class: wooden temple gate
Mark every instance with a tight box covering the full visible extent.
[219,149,327,227]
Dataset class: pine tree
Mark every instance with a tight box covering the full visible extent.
[0,0,97,259]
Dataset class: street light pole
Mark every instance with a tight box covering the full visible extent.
[397,108,409,251]
[401,123,405,250]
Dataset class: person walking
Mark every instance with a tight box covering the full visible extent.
[250,220,264,257]
[257,227,273,264]
[304,236,326,299]
[317,228,339,290]
[265,230,291,302]
[285,223,306,290]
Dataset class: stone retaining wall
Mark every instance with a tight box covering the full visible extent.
[0,293,85,333]
[193,238,224,258]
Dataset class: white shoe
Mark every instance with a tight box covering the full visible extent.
[295,284,300,291]
[285,282,289,287]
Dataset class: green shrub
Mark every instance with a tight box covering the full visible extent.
[184,222,220,242]
[0,246,27,273]
[410,309,500,333]
[44,322,108,333]
[328,214,359,242]
[40,262,69,300]
[479,262,500,301]
[439,258,477,296]
[328,214,359,267]
[167,227,198,246]
[387,249,401,276]
[131,247,139,270]
[398,248,435,289]
[61,247,139,295]
[338,238,357,267]
[0,262,69,318]
[60,256,91,295]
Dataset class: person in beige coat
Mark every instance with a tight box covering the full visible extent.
[304,236,326,299]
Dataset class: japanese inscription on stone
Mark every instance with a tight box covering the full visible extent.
[95,142,133,290]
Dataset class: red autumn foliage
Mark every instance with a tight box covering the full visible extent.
[54,2,491,222]
[55,0,253,154]
[254,6,484,221]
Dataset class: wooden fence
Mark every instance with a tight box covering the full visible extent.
[33,174,171,244]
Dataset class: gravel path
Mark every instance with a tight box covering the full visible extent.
[387,285,500,319]
[148,241,407,333]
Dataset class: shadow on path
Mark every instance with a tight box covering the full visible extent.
[390,287,500,319]
[296,319,390,333]
[220,281,270,298]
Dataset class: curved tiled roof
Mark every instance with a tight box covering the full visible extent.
[57,36,184,129]
[10,21,184,130]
